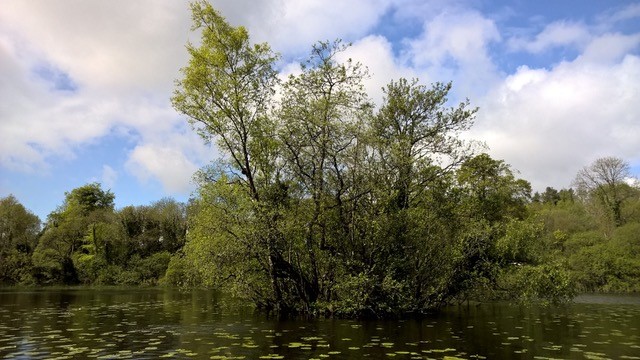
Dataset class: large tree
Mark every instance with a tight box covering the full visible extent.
[33,183,115,284]
[0,195,40,254]
[171,1,570,316]
[0,195,40,284]
[373,79,476,211]
[277,40,373,309]
[172,0,280,201]
[172,0,294,311]
[573,156,633,226]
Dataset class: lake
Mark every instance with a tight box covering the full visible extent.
[0,288,639,359]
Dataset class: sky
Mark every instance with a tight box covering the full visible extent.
[1,0,639,221]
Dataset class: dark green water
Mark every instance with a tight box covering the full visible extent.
[0,289,639,359]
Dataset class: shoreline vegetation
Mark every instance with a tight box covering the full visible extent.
[2,1,639,318]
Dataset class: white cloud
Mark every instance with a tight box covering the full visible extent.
[126,144,199,193]
[473,50,640,190]
[625,177,640,188]
[336,35,416,105]
[579,33,640,64]
[0,1,191,94]
[406,10,500,67]
[508,21,590,53]
[0,37,117,171]
[0,0,203,189]
[212,0,392,54]
[403,10,501,100]
[598,3,640,26]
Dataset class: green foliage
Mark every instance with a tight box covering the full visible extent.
[495,218,544,264]
[63,182,115,215]
[574,157,633,227]
[163,251,203,287]
[530,173,640,293]
[499,262,575,305]
[167,1,589,317]
[330,273,409,318]
[31,183,116,285]
[0,195,40,252]
[562,223,640,292]
[0,250,36,285]
[0,195,40,284]
[126,251,172,285]
[457,154,531,222]
[94,265,126,285]
[11,183,188,287]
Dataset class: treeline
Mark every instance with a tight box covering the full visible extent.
[2,153,638,316]
[0,184,187,286]
[531,157,640,293]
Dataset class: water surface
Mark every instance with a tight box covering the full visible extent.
[1,288,639,359]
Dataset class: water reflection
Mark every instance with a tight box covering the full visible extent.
[0,288,639,359]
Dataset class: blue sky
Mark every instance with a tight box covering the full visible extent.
[1,0,639,221]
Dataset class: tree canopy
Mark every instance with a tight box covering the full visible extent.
[167,1,583,316]
[574,156,633,227]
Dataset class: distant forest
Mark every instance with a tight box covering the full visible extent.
[2,1,639,318]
